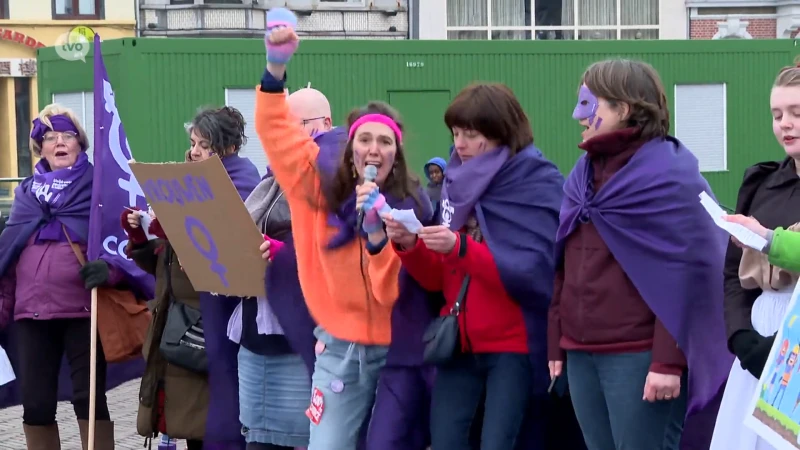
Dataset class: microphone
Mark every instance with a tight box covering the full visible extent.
[357,165,378,230]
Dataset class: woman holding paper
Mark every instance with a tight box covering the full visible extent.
[386,83,566,449]
[123,105,260,450]
[709,62,800,450]
[0,104,122,449]
[255,9,436,450]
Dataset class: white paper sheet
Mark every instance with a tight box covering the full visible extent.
[0,345,15,386]
[128,209,158,241]
[389,208,424,234]
[699,191,767,251]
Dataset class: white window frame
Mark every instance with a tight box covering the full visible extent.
[445,0,660,40]
[318,0,366,7]
[224,87,268,178]
[51,91,94,161]
[673,83,728,173]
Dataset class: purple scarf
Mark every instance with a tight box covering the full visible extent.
[199,153,260,449]
[31,152,91,243]
[558,137,731,425]
[220,154,261,200]
[440,146,509,230]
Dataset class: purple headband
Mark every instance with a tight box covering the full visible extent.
[30,114,83,148]
[348,114,403,143]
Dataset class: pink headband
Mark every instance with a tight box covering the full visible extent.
[348,114,403,143]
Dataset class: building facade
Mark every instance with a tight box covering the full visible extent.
[417,0,800,41]
[137,0,408,39]
[0,0,136,198]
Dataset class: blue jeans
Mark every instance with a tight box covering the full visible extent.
[307,327,388,450]
[238,347,311,446]
[566,351,687,450]
[430,353,532,450]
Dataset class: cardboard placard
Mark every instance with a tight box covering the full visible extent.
[745,279,800,449]
[129,156,266,297]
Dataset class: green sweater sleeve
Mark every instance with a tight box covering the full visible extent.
[768,227,800,272]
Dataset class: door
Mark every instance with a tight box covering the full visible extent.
[388,90,452,179]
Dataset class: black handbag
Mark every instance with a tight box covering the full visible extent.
[158,246,208,373]
[422,274,471,365]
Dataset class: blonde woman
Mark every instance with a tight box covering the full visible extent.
[0,105,121,449]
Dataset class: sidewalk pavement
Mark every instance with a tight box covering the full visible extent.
[0,378,189,449]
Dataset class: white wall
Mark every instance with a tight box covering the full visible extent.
[418,0,447,39]
[661,0,689,39]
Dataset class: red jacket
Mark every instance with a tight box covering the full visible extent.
[395,233,528,354]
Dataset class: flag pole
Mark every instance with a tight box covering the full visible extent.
[88,287,98,450]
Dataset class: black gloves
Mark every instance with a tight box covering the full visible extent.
[79,260,110,290]
[731,329,775,379]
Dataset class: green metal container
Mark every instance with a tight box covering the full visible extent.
[37,38,798,207]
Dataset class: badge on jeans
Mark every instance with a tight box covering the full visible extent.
[306,387,325,425]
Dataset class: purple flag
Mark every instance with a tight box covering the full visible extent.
[89,34,154,298]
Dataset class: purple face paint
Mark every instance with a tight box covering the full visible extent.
[572,85,603,131]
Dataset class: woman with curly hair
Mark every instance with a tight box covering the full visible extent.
[123,106,260,450]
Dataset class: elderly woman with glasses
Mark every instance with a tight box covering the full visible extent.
[0,104,126,450]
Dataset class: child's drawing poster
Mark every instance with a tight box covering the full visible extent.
[745,280,800,449]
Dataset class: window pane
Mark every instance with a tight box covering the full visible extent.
[621,29,658,40]
[579,0,616,26]
[675,84,727,172]
[14,79,32,178]
[79,0,95,15]
[447,0,488,27]
[539,0,574,26]
[578,29,616,40]
[55,0,68,15]
[492,30,531,39]
[535,29,575,40]
[493,0,531,27]
[447,30,488,39]
[621,0,658,26]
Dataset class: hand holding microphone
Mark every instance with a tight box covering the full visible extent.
[356,165,390,234]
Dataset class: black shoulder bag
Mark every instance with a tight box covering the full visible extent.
[158,246,208,373]
[422,232,473,365]
[422,275,470,365]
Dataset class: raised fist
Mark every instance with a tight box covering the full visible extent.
[265,8,299,65]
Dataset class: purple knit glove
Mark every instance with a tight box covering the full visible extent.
[265,8,299,65]
[362,193,388,234]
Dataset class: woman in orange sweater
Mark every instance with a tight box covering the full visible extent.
[254,13,429,450]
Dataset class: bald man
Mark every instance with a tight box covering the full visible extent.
[287,87,332,137]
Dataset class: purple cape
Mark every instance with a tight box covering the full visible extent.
[0,171,144,407]
[199,154,260,449]
[442,143,567,450]
[558,137,731,419]
[473,143,565,395]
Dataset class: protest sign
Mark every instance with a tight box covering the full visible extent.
[129,157,266,297]
[745,280,800,449]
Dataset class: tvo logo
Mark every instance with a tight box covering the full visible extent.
[54,31,90,62]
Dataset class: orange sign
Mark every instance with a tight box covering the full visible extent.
[0,29,46,50]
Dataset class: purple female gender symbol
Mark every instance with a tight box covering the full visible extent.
[184,215,229,287]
